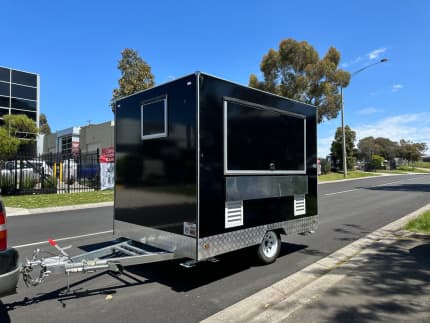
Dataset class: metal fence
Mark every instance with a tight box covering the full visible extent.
[0,150,100,195]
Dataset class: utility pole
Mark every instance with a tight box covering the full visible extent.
[340,58,388,178]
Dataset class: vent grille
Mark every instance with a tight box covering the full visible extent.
[225,201,244,228]
[294,195,306,216]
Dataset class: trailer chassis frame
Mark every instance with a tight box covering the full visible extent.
[22,239,179,292]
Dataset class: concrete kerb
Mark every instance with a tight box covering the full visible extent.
[202,202,430,323]
[6,201,114,217]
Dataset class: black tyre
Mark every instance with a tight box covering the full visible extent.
[257,230,281,264]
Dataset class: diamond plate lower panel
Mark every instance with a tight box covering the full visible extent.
[198,215,318,260]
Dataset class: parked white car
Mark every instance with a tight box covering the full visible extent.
[0,160,53,180]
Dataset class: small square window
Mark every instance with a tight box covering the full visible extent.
[141,96,168,140]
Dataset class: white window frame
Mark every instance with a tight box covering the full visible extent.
[223,98,306,175]
[141,96,168,140]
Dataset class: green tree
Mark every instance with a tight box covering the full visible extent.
[2,114,38,140]
[0,127,20,158]
[330,125,356,170]
[0,114,38,158]
[357,136,399,161]
[374,137,398,161]
[357,136,375,161]
[399,139,427,165]
[39,113,51,135]
[249,38,350,123]
[111,48,155,112]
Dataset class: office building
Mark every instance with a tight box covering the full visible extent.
[0,66,39,130]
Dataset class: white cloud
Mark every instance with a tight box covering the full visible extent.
[342,47,387,68]
[392,84,403,92]
[367,48,387,60]
[318,112,430,157]
[355,112,430,154]
[318,136,335,158]
[357,107,382,115]
[341,56,362,68]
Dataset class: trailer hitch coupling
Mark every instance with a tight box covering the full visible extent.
[22,245,70,287]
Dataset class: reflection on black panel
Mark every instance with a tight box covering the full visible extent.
[0,96,9,108]
[11,98,37,111]
[0,68,9,82]
[0,82,9,96]
[141,99,167,139]
[11,84,37,100]
[226,101,305,172]
[11,70,37,87]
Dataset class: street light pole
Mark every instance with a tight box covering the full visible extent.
[340,87,347,177]
[340,58,388,178]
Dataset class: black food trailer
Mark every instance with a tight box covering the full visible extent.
[113,72,318,264]
[21,72,318,289]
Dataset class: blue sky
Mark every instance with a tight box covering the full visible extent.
[2,0,430,156]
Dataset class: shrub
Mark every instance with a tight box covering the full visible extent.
[319,159,331,175]
[42,175,57,189]
[0,175,15,195]
[371,155,385,170]
[21,176,36,190]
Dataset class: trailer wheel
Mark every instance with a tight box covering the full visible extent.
[257,231,281,264]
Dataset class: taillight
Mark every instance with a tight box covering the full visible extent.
[0,208,7,250]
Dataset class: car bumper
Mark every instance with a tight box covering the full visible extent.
[0,248,19,298]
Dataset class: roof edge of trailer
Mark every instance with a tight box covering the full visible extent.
[114,72,198,103]
[197,72,317,110]
[114,71,317,110]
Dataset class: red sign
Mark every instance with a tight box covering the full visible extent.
[101,147,115,163]
[72,141,80,154]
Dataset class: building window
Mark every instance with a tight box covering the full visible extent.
[11,70,37,87]
[11,84,37,101]
[0,67,39,128]
[0,82,9,96]
[11,98,37,111]
[61,135,73,155]
[0,96,9,108]
[0,68,10,82]
[0,108,9,117]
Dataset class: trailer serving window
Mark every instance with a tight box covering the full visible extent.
[224,98,306,174]
[141,96,168,140]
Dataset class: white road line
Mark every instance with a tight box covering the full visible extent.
[324,176,425,196]
[373,180,405,187]
[12,230,113,249]
[324,188,361,196]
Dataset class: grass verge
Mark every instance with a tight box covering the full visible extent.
[2,190,114,209]
[398,166,430,173]
[406,210,430,233]
[415,161,430,169]
[318,171,379,182]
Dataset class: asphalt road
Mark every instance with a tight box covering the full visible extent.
[2,174,430,323]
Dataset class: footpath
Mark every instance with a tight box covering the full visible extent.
[203,203,430,323]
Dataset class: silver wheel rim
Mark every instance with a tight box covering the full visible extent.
[262,231,278,258]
